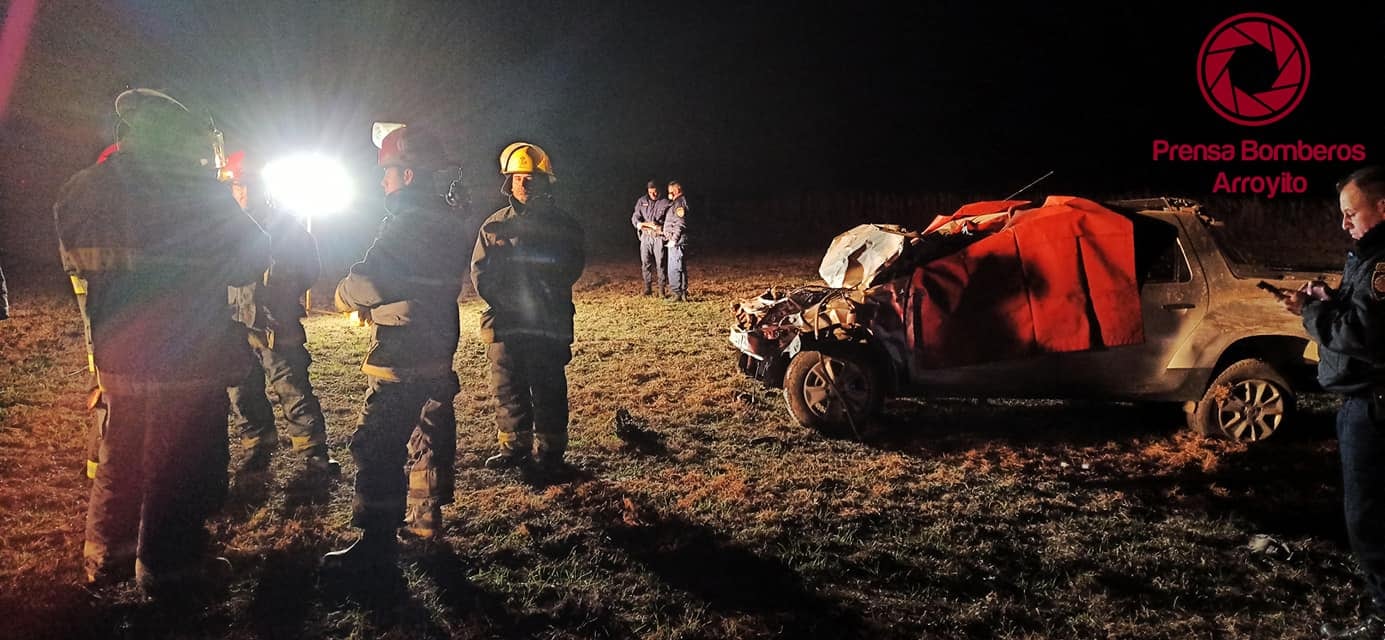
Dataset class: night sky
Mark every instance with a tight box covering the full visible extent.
[2,0,1383,267]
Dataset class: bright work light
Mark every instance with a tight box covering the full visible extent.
[262,153,354,217]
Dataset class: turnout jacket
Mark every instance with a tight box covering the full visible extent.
[335,186,468,382]
[53,152,270,390]
[471,196,586,344]
[230,206,319,347]
[1303,223,1385,395]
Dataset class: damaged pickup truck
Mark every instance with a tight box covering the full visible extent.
[730,196,1326,443]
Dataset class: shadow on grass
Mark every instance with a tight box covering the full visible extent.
[865,397,1193,452]
[414,544,631,638]
[247,548,317,639]
[318,558,449,637]
[559,480,887,639]
[870,393,1347,541]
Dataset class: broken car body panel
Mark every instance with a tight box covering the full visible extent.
[731,196,1321,409]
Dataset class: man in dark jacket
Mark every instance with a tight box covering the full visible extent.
[663,180,690,302]
[631,180,669,296]
[54,89,269,597]
[325,124,469,569]
[223,151,339,476]
[473,142,585,471]
[1283,166,1385,639]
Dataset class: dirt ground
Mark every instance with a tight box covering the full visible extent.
[0,253,1364,640]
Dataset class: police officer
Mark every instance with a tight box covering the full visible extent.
[663,180,690,302]
[55,89,269,597]
[473,142,586,471]
[631,180,669,296]
[1283,166,1385,639]
[222,151,339,476]
[325,123,469,570]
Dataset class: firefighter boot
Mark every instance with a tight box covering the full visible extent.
[304,452,341,476]
[484,450,532,470]
[321,528,398,574]
[399,503,443,542]
[534,433,568,473]
[642,284,653,296]
[237,437,275,474]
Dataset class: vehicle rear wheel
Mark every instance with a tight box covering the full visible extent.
[783,348,882,432]
[1190,358,1295,443]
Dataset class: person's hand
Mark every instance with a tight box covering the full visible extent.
[1306,279,1332,301]
[1281,284,1310,316]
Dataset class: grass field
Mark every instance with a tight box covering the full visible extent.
[0,250,1366,640]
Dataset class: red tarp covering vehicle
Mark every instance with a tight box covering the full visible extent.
[901,195,1143,369]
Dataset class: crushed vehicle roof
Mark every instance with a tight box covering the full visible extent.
[809,196,1145,369]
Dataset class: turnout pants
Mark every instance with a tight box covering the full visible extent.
[83,385,229,588]
[487,339,572,458]
[667,242,687,297]
[348,373,459,532]
[1338,395,1385,611]
[228,338,328,457]
[639,233,666,292]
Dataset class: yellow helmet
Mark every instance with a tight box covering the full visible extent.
[498,142,556,182]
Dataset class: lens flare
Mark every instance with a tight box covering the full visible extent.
[262,154,354,217]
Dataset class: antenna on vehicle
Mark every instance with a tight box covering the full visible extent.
[1004,170,1055,200]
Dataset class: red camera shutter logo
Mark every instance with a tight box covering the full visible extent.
[1197,12,1309,127]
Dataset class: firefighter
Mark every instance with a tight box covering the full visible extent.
[222,151,340,476]
[325,123,468,569]
[80,144,120,481]
[663,180,690,302]
[631,180,669,296]
[473,142,586,471]
[55,88,269,597]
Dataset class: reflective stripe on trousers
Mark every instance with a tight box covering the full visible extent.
[83,386,228,585]
[348,373,459,531]
[486,340,571,457]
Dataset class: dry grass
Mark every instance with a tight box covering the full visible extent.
[0,250,1363,640]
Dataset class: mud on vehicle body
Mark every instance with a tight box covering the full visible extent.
[730,197,1325,443]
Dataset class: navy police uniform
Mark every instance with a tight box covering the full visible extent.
[664,195,689,300]
[1302,221,1385,614]
[631,194,669,295]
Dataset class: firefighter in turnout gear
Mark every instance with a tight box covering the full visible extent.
[81,144,121,481]
[324,123,468,570]
[473,142,586,471]
[663,180,689,301]
[55,89,270,596]
[631,180,669,296]
[222,151,340,476]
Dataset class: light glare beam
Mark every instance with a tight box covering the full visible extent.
[262,153,354,217]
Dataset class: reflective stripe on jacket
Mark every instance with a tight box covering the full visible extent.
[471,196,585,344]
[53,152,270,384]
[335,186,468,382]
